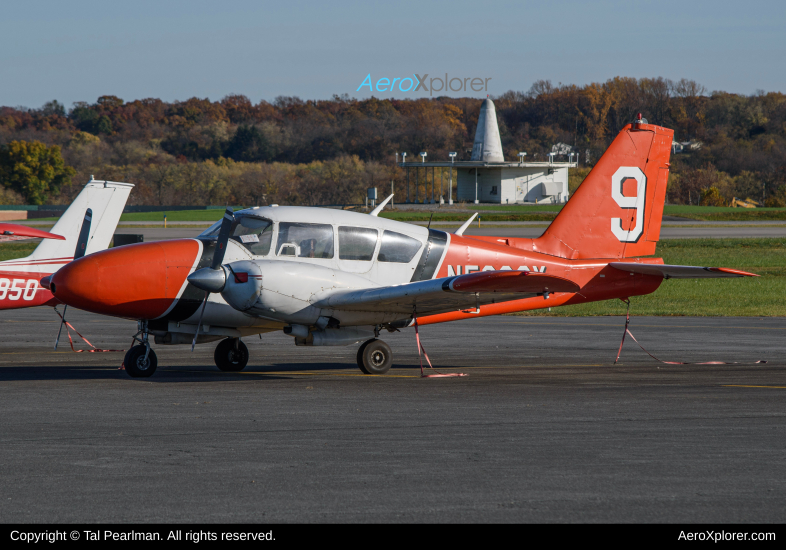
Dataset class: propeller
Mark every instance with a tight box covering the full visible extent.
[187,207,234,351]
[55,208,92,350]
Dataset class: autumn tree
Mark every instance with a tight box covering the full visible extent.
[0,140,76,204]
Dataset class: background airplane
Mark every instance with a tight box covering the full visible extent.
[0,179,133,311]
[50,120,757,377]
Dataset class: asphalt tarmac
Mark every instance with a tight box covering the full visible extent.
[112,223,786,242]
[1,308,784,523]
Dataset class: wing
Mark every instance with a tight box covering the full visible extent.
[312,270,580,316]
[609,262,758,279]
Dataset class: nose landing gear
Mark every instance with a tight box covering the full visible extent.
[214,338,249,372]
[124,320,158,378]
[357,338,392,375]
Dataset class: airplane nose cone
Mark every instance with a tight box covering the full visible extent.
[51,239,201,320]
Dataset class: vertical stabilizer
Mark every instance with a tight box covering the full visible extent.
[533,123,673,259]
[28,179,134,262]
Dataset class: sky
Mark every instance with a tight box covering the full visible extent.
[1,0,785,109]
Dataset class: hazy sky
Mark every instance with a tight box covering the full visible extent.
[2,0,784,108]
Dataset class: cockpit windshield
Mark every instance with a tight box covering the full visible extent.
[232,216,273,256]
[198,214,273,256]
[198,219,223,237]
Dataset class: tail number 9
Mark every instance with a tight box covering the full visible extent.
[611,167,647,243]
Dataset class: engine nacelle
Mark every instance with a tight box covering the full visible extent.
[221,259,378,326]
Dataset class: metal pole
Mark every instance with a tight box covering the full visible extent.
[474,167,479,204]
[391,180,394,207]
[440,168,443,204]
[449,166,453,204]
[406,167,410,203]
[431,167,435,204]
[416,167,419,203]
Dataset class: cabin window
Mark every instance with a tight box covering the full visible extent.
[338,227,378,261]
[276,222,334,259]
[231,216,273,256]
[377,231,422,263]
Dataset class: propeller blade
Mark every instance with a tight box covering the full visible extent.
[74,208,92,261]
[54,305,67,350]
[211,207,234,270]
[191,292,209,352]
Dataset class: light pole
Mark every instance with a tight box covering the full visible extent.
[402,153,408,203]
[393,153,397,207]
[518,152,527,202]
[439,167,445,206]
[431,166,435,204]
[419,152,427,204]
[474,167,479,204]
[448,152,456,205]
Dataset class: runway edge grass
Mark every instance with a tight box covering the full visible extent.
[1,238,783,317]
[518,238,786,317]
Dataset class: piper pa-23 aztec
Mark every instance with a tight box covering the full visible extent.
[49,119,756,377]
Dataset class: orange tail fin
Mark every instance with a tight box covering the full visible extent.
[534,122,674,259]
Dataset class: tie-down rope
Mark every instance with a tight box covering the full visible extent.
[614,299,766,365]
[413,318,467,378]
[54,307,124,353]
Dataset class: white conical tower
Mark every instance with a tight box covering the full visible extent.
[470,98,504,162]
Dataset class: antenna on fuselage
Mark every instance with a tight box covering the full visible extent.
[454,213,478,236]
[369,194,394,217]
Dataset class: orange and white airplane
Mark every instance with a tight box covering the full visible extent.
[49,119,756,377]
[0,179,133,311]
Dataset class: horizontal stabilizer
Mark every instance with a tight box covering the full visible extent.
[609,263,758,279]
[0,223,65,240]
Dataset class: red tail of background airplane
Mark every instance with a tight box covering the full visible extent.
[534,120,674,259]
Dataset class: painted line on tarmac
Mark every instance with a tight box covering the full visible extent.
[723,385,786,389]
[506,321,786,330]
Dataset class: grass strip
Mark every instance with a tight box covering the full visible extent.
[516,238,786,317]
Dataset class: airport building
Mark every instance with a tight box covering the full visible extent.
[397,98,577,204]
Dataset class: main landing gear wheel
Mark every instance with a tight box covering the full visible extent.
[124,344,158,378]
[357,338,392,375]
[214,338,249,372]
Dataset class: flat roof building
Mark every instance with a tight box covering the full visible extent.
[397,98,577,204]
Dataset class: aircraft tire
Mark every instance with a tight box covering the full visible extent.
[360,339,392,375]
[124,345,158,378]
[214,338,249,372]
[356,339,373,374]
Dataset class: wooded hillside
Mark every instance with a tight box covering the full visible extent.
[1,77,784,206]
